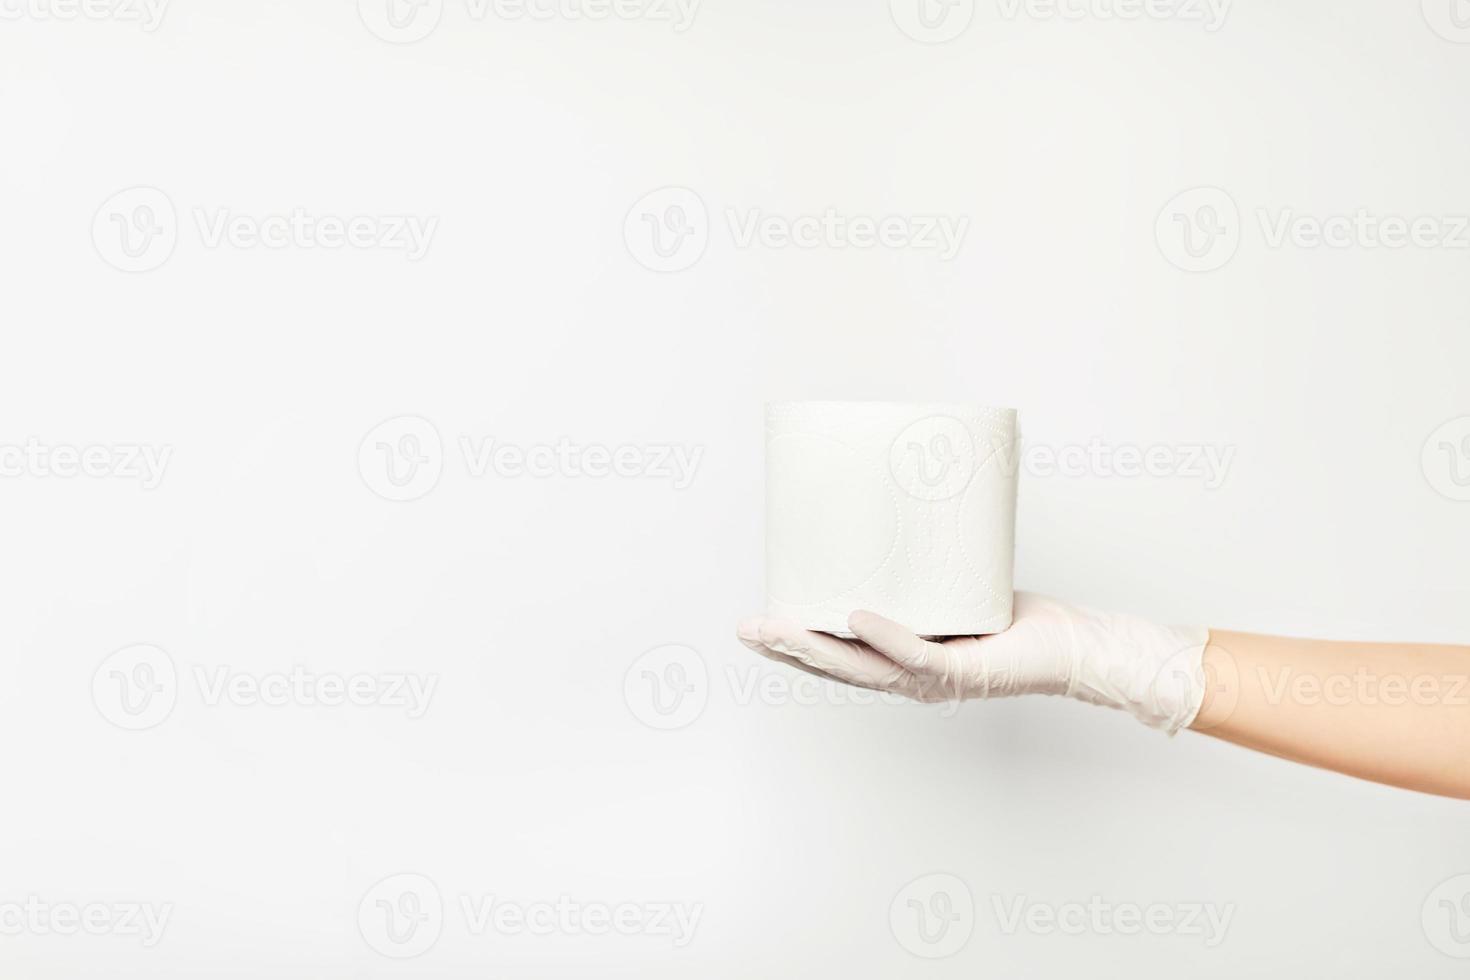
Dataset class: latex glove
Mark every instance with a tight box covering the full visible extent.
[737,592,1210,734]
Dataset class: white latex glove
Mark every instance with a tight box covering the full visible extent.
[737,592,1211,734]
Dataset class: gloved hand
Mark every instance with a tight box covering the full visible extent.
[737,593,1211,734]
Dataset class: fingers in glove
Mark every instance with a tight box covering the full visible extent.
[846,610,944,672]
[737,621,846,685]
[846,610,966,701]
[737,618,922,696]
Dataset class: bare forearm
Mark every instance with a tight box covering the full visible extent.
[1192,630,1470,799]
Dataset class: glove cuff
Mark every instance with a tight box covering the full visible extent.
[1064,613,1211,735]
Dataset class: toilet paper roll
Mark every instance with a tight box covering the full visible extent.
[765,402,1018,637]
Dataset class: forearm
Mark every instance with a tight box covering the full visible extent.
[1192,630,1470,799]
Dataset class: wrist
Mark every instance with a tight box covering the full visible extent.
[1063,608,1210,734]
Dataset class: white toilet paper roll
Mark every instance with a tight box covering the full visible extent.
[765,402,1018,637]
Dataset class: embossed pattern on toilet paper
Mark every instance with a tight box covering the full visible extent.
[766,403,1018,637]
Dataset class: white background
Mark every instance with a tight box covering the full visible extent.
[3,0,1470,975]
